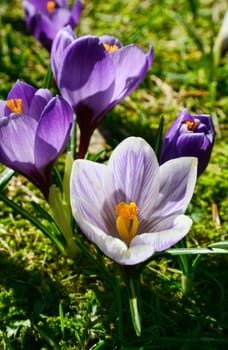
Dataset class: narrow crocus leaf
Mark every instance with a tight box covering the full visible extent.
[127,278,141,336]
[0,168,15,191]
[22,0,82,50]
[160,109,214,176]
[70,137,198,265]
[51,27,154,158]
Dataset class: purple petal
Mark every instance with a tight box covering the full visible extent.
[58,36,115,123]
[29,88,53,120]
[51,26,77,82]
[0,114,46,191]
[35,96,73,174]
[0,114,36,165]
[5,81,36,116]
[99,35,123,48]
[69,0,82,27]
[50,8,72,31]
[108,45,153,105]
[25,0,49,13]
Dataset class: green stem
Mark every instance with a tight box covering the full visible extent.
[68,117,77,159]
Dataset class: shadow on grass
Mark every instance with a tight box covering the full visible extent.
[0,251,66,349]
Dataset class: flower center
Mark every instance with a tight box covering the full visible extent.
[103,43,119,53]
[6,98,23,114]
[115,202,139,245]
[47,1,56,13]
[184,118,199,131]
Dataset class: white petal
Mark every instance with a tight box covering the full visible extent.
[132,215,192,252]
[74,212,155,265]
[154,157,197,217]
[106,137,160,217]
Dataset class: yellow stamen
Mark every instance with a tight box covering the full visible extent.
[47,1,56,13]
[115,202,139,245]
[103,43,119,53]
[185,119,199,131]
[6,99,23,114]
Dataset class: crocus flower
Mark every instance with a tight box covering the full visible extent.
[0,80,73,199]
[51,26,153,158]
[22,0,82,50]
[160,109,214,176]
[70,137,197,265]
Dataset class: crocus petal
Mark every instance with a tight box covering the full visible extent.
[106,137,160,216]
[71,209,155,265]
[6,81,36,116]
[29,88,53,120]
[58,36,115,125]
[51,25,77,82]
[0,101,6,116]
[0,114,36,165]
[108,45,153,105]
[35,96,73,174]
[71,160,107,213]
[50,8,72,32]
[131,215,192,253]
[69,0,82,27]
[27,0,49,13]
[99,35,123,48]
[154,157,197,218]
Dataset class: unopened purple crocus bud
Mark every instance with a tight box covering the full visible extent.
[0,80,73,198]
[22,0,82,50]
[160,109,214,176]
[51,26,154,158]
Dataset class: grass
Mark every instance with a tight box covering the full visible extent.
[0,0,228,349]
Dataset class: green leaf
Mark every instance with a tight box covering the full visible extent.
[43,62,52,89]
[153,116,164,159]
[165,247,228,255]
[208,241,228,249]
[0,168,15,191]
[126,278,141,337]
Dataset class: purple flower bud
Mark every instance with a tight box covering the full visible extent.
[0,80,73,198]
[160,109,215,176]
[22,0,82,50]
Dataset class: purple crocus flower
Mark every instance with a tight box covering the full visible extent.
[160,109,214,176]
[22,0,82,50]
[0,80,73,199]
[51,26,153,158]
[70,137,197,265]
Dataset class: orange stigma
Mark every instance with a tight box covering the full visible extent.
[103,43,119,53]
[47,1,56,13]
[115,202,139,245]
[6,99,23,114]
[185,119,199,131]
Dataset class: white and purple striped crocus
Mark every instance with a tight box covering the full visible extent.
[70,137,197,265]
[0,80,73,199]
[22,0,82,50]
[160,109,214,176]
[51,26,153,158]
